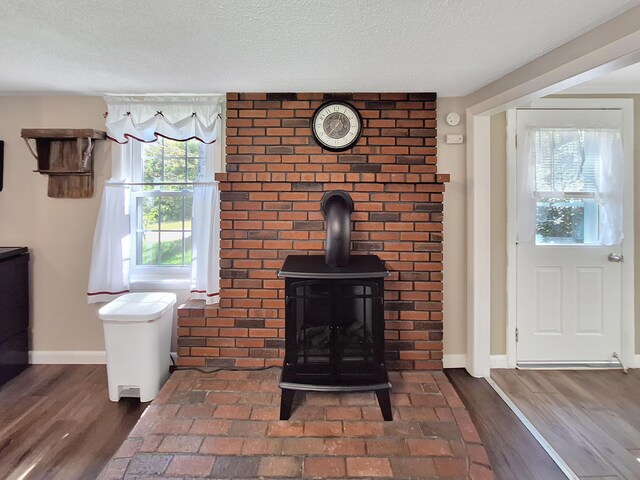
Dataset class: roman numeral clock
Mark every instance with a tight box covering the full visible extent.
[312,101,363,152]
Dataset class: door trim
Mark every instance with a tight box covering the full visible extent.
[506,98,635,368]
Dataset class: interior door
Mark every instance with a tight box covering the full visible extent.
[516,108,625,364]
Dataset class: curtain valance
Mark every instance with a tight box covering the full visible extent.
[104,95,223,144]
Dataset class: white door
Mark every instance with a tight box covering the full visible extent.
[516,108,627,364]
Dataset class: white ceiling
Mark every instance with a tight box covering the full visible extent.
[1,0,639,96]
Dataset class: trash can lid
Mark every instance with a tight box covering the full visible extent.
[98,292,177,322]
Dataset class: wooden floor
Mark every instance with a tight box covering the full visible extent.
[446,369,565,480]
[0,365,146,480]
[492,368,640,480]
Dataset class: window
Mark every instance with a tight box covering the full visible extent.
[88,95,223,304]
[532,128,601,245]
[129,138,212,284]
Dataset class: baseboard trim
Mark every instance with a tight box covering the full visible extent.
[635,355,640,368]
[29,351,107,364]
[489,355,509,369]
[443,354,466,368]
[443,354,511,370]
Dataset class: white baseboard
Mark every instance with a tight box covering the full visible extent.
[443,354,467,368]
[443,354,512,370]
[490,355,510,369]
[29,351,106,364]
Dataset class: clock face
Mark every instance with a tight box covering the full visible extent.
[312,102,362,151]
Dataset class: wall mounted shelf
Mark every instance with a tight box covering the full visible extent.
[21,128,106,198]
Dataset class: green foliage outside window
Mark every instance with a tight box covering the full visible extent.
[536,198,585,243]
[136,138,204,266]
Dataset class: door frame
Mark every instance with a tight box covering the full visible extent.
[464,12,640,377]
[505,98,634,368]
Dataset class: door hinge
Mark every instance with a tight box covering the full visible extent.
[515,328,519,343]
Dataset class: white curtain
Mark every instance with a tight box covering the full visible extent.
[105,95,222,144]
[518,127,623,246]
[190,183,220,304]
[88,95,222,304]
[593,131,624,245]
[87,183,131,303]
[517,130,538,243]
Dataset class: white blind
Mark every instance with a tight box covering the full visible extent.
[532,128,606,194]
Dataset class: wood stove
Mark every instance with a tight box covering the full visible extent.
[278,191,392,421]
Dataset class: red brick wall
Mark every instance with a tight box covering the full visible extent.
[177,92,447,370]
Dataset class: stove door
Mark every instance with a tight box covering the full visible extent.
[287,280,333,366]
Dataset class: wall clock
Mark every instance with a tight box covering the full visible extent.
[312,101,362,152]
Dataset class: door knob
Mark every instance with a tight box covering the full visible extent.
[608,253,624,263]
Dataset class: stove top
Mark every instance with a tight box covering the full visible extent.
[0,247,28,261]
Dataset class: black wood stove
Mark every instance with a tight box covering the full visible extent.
[278,191,392,421]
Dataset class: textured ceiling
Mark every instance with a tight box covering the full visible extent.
[0,0,639,96]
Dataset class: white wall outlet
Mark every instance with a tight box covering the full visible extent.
[446,134,464,144]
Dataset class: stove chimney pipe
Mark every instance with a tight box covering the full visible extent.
[321,191,354,267]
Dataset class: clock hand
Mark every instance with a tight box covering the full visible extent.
[328,119,342,136]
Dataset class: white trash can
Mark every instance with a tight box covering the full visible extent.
[99,292,176,402]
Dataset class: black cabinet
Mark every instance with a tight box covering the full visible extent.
[278,255,392,420]
[0,247,29,387]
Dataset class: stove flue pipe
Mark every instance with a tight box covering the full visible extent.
[321,191,354,267]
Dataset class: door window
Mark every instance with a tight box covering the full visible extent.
[519,125,624,246]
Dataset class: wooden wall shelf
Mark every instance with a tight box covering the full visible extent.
[21,129,106,198]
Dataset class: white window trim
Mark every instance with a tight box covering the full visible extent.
[118,139,218,290]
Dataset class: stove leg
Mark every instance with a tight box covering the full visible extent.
[279,388,296,420]
[376,389,393,421]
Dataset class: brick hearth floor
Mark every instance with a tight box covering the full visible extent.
[98,369,493,479]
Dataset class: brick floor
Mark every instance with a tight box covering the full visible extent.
[98,369,494,479]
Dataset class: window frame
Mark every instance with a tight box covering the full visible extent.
[127,139,216,287]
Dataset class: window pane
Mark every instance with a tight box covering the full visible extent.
[134,138,199,269]
[536,198,598,245]
[139,230,160,265]
[160,196,187,226]
[534,129,599,193]
[183,196,193,231]
[184,232,192,264]
[141,142,164,188]
[135,195,193,267]
[141,197,159,230]
[159,231,185,265]
[140,138,204,191]
[186,141,205,182]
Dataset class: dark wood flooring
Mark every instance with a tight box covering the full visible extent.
[0,365,146,480]
[446,368,566,480]
[492,369,640,480]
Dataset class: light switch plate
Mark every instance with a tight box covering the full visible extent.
[446,134,464,144]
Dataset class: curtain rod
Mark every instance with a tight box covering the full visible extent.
[107,181,218,187]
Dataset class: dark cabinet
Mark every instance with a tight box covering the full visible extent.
[0,247,29,387]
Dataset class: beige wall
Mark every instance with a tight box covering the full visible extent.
[0,96,110,351]
[489,95,640,355]
[0,96,189,354]
[439,97,468,356]
[2,94,631,360]
[0,95,470,357]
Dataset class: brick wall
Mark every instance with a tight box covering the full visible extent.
[177,92,448,370]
